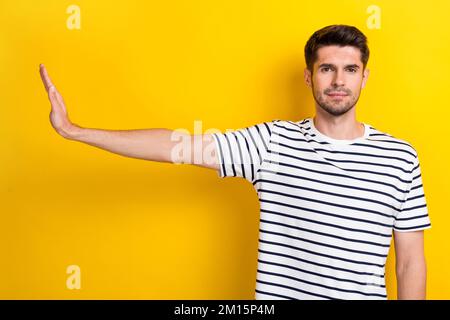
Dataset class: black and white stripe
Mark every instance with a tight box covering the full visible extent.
[213,117,431,300]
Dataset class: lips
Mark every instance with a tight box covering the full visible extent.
[327,92,348,96]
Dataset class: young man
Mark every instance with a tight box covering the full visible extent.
[39,24,431,300]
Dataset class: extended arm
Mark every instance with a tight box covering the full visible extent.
[39,64,219,170]
[393,230,427,299]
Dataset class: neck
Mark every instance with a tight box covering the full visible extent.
[313,110,364,140]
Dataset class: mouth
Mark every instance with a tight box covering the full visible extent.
[327,93,348,101]
[327,92,348,97]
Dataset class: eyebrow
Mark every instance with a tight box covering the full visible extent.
[318,63,360,69]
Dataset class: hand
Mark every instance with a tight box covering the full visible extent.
[39,64,76,138]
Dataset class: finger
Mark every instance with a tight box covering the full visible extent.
[48,86,65,112]
[48,86,59,107]
[54,86,65,107]
[48,86,67,114]
[39,64,55,92]
[54,88,68,114]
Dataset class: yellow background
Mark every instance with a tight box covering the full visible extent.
[1,0,449,299]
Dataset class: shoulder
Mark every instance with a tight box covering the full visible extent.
[268,118,311,132]
[367,125,419,165]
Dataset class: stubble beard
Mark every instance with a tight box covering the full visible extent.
[312,83,360,117]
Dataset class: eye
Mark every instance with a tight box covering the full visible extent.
[347,68,357,73]
[321,67,331,72]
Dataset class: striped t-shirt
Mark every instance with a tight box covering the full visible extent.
[212,117,431,300]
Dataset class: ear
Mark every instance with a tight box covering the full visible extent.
[361,68,370,89]
[304,68,312,88]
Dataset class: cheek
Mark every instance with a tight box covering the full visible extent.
[353,76,365,89]
[312,77,328,91]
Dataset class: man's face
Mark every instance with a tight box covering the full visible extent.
[304,45,370,117]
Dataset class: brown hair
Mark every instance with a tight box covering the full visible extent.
[304,24,370,72]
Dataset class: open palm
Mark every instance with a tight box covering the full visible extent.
[39,64,74,138]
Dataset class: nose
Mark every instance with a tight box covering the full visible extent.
[332,69,345,87]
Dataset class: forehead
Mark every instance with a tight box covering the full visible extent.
[315,45,362,67]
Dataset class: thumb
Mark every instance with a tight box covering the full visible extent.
[49,85,67,115]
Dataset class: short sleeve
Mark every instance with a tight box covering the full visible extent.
[393,155,431,232]
[212,121,274,183]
